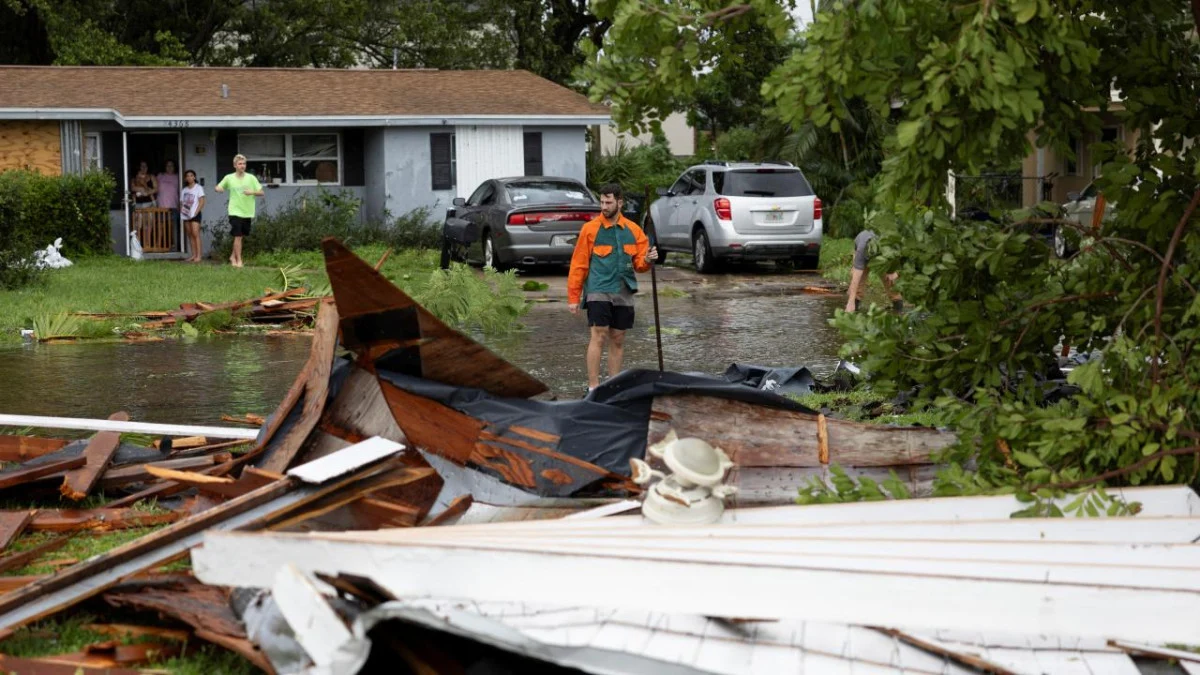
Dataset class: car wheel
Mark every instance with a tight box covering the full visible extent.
[1053,222,1076,259]
[693,228,717,274]
[483,231,508,271]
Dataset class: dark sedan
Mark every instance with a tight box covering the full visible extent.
[440,177,603,270]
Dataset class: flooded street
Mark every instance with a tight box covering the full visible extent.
[0,266,845,422]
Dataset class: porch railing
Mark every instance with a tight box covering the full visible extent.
[133,207,177,254]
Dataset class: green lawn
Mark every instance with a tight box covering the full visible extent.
[0,245,439,345]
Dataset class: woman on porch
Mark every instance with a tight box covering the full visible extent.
[130,160,157,208]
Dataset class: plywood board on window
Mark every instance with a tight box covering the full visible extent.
[0,121,62,175]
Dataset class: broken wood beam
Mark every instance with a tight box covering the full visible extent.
[0,535,74,575]
[0,435,70,462]
[648,394,955,468]
[0,437,403,633]
[0,510,34,551]
[0,654,167,674]
[0,455,86,490]
[143,465,234,486]
[60,412,129,501]
[258,299,340,474]
[98,454,231,491]
[29,508,181,533]
[421,495,473,527]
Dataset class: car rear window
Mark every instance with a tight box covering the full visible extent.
[713,170,813,197]
[505,181,596,205]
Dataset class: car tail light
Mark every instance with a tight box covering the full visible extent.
[508,212,595,225]
[813,197,823,221]
[714,198,732,221]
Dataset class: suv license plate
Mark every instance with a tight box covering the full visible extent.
[551,235,577,247]
[764,212,785,223]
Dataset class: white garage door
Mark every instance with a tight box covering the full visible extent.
[455,125,525,199]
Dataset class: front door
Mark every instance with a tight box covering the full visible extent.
[126,132,184,257]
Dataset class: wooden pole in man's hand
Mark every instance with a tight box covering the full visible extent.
[642,187,664,371]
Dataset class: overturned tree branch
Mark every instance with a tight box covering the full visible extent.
[1037,445,1200,491]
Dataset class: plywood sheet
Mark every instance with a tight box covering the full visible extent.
[0,121,61,175]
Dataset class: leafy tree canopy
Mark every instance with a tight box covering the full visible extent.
[588,0,1200,499]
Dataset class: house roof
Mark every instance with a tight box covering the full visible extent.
[0,66,610,127]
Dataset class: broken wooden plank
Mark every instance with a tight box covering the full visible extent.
[347,497,423,528]
[0,435,70,462]
[648,394,954,468]
[60,412,129,501]
[197,468,279,500]
[0,414,259,440]
[29,508,180,533]
[0,534,74,575]
[273,564,352,669]
[258,299,340,474]
[287,436,403,484]
[0,455,86,490]
[0,575,49,592]
[322,237,547,398]
[0,654,165,674]
[421,495,473,527]
[143,465,234,485]
[98,454,230,491]
[151,436,207,450]
[0,439,403,633]
[264,466,438,531]
[0,510,34,551]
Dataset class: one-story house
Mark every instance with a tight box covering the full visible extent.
[0,66,610,257]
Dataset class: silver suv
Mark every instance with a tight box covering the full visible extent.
[648,161,822,273]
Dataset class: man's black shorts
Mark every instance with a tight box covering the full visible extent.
[586,301,634,330]
[229,216,253,237]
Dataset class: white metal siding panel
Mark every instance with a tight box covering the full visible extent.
[455,125,524,198]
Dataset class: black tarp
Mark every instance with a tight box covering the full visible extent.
[377,368,817,490]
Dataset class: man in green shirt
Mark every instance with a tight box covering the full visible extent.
[214,154,264,268]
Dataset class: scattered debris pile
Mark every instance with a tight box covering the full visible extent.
[0,239,1185,674]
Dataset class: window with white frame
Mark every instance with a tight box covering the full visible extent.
[238,132,341,185]
[84,133,102,172]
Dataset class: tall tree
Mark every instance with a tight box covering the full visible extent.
[587,0,1200,498]
[497,0,610,85]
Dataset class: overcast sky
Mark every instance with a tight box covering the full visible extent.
[791,1,814,28]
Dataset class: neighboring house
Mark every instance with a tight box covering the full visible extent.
[595,111,695,157]
[0,66,609,257]
[1019,101,1139,208]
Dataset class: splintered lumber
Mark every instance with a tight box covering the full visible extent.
[0,435,70,462]
[103,581,272,673]
[0,654,165,674]
[151,436,207,450]
[143,465,234,485]
[0,535,73,575]
[258,298,340,473]
[60,412,129,500]
[422,495,473,527]
[197,467,279,500]
[98,454,231,491]
[87,624,192,642]
[647,394,955,468]
[0,455,86,490]
[0,414,259,440]
[29,508,181,533]
[0,575,49,592]
[0,510,33,551]
[265,464,433,531]
[0,437,406,633]
[322,237,548,398]
[347,498,424,529]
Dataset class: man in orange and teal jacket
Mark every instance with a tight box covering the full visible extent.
[568,183,658,394]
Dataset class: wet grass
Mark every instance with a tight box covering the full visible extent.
[1,613,257,675]
[0,245,442,345]
[3,527,164,576]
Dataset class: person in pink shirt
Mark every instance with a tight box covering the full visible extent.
[156,160,181,231]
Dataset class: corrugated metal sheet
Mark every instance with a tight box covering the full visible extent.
[455,125,524,198]
[59,120,83,174]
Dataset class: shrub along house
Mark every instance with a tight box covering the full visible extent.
[0,66,609,257]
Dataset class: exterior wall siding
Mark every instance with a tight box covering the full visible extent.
[363,127,386,221]
[378,126,455,222]
[0,121,62,175]
[528,126,587,182]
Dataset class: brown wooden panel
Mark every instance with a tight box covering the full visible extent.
[379,379,482,465]
[0,121,61,174]
[29,508,180,533]
[0,455,86,490]
[322,237,547,398]
[0,435,70,462]
[60,411,129,500]
[0,510,33,552]
[648,395,955,468]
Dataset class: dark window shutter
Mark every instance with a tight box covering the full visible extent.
[100,132,124,209]
[430,133,452,190]
[523,132,543,176]
[342,129,365,186]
